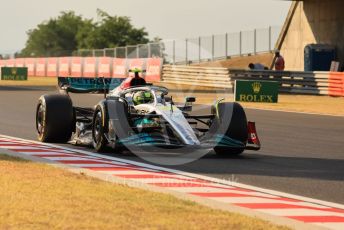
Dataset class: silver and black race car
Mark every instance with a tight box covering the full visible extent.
[36,72,260,157]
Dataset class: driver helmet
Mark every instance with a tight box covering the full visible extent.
[133,91,154,105]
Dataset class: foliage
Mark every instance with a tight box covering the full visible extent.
[79,9,149,49]
[20,10,149,57]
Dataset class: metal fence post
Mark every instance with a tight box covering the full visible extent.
[212,35,215,61]
[137,45,139,58]
[92,49,96,57]
[239,31,242,56]
[254,29,257,55]
[148,43,151,58]
[269,26,272,51]
[103,49,106,57]
[225,33,228,59]
[125,46,128,58]
[114,48,116,58]
[172,40,175,65]
[186,39,188,65]
[159,42,163,59]
[199,37,201,63]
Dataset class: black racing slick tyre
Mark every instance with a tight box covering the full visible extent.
[92,106,108,152]
[36,94,74,143]
[212,102,248,156]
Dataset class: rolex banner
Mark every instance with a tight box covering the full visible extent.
[1,67,28,81]
[235,80,279,103]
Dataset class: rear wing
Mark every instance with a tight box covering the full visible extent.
[58,77,124,94]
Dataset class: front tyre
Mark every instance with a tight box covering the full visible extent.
[92,107,108,152]
[36,94,74,143]
[212,102,248,156]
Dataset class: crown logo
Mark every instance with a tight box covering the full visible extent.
[252,82,262,94]
[11,68,17,75]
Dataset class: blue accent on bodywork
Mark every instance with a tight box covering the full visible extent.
[58,77,124,91]
[133,118,157,127]
[200,134,245,148]
[118,133,245,148]
[118,133,171,146]
[212,134,246,148]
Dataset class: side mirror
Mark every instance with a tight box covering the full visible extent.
[181,96,196,113]
[185,96,196,103]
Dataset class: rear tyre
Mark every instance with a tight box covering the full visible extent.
[36,94,74,143]
[212,102,248,156]
[92,106,108,152]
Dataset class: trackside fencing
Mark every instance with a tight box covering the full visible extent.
[0,57,163,82]
[162,65,344,96]
[76,26,282,65]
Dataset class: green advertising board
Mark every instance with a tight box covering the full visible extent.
[1,67,28,81]
[235,80,279,103]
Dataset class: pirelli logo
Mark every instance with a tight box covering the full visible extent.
[235,80,279,103]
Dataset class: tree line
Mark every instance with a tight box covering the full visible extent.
[19,9,151,57]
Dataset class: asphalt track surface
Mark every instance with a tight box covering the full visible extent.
[0,87,343,204]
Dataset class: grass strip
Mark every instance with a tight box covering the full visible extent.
[0,154,289,230]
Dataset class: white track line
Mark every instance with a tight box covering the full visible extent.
[68,164,127,168]
[315,223,344,230]
[259,209,344,217]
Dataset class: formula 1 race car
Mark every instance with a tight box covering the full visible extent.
[35,70,260,156]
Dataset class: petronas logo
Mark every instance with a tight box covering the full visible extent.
[252,82,262,94]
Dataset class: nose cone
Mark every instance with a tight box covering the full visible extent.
[157,105,200,145]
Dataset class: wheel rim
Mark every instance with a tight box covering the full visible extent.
[36,104,45,135]
[93,111,102,144]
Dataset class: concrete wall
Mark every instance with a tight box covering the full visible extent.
[280,0,344,71]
